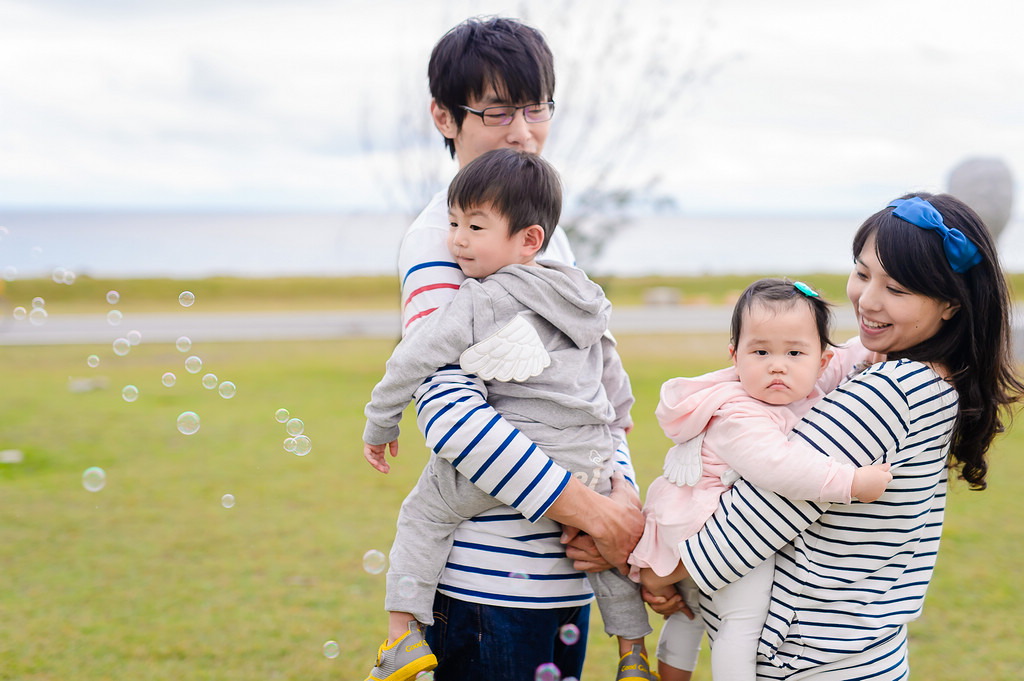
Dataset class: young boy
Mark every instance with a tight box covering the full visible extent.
[363,148,654,681]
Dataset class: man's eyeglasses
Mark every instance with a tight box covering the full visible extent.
[459,102,555,127]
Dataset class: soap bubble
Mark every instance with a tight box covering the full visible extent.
[112,338,131,356]
[106,290,120,304]
[202,373,218,389]
[558,624,580,646]
[535,663,561,681]
[28,308,47,326]
[31,296,45,309]
[127,330,142,346]
[161,372,176,387]
[51,267,67,284]
[107,310,123,326]
[82,466,106,492]
[177,411,200,435]
[322,641,340,659]
[87,355,100,368]
[362,549,387,574]
[12,306,26,321]
[121,385,139,403]
[178,290,195,307]
[293,435,312,456]
[397,576,417,599]
[62,270,76,285]
[221,494,235,509]
[285,418,304,436]
[184,356,202,374]
[274,408,289,423]
[283,438,297,453]
[218,381,236,399]
[175,336,192,352]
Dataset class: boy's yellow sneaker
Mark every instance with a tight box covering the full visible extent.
[616,643,660,680]
[364,620,437,681]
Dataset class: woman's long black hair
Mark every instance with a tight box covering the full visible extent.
[853,192,1024,489]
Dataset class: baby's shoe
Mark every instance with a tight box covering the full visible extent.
[616,643,660,680]
[364,620,437,681]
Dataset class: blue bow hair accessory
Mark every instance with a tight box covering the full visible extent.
[887,197,983,273]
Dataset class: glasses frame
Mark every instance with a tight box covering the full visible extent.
[458,101,556,127]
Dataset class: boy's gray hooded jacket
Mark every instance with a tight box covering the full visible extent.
[364,262,633,480]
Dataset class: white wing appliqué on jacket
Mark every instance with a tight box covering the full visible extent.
[662,432,706,487]
[459,314,551,382]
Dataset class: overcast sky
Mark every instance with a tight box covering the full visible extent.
[2,0,1023,217]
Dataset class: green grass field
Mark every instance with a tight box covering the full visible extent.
[2,278,1022,679]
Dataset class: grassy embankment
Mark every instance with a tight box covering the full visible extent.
[1,275,1021,680]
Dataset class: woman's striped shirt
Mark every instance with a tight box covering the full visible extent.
[680,359,959,678]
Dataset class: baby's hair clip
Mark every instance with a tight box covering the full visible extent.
[793,281,819,298]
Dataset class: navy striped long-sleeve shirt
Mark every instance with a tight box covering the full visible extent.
[681,359,958,678]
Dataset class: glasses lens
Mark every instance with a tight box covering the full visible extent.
[481,107,514,126]
[523,103,554,123]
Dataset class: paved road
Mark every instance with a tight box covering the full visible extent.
[0,306,860,346]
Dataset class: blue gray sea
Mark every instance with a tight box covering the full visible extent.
[2,211,1023,280]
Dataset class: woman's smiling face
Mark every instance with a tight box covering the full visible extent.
[847,234,959,355]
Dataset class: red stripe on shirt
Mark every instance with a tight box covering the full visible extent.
[404,307,438,329]
[404,282,461,308]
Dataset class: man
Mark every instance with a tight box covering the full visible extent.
[388,16,649,681]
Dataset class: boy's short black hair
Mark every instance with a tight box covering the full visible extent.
[428,17,555,158]
[447,148,561,252]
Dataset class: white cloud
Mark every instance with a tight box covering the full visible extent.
[1,0,1023,214]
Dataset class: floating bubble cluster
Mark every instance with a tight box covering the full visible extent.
[82,466,106,492]
[51,267,76,285]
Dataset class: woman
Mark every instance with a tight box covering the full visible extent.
[650,193,1023,679]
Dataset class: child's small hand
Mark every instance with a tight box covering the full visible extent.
[363,440,399,474]
[852,463,892,503]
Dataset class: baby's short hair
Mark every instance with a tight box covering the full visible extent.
[730,278,835,350]
[447,148,562,251]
